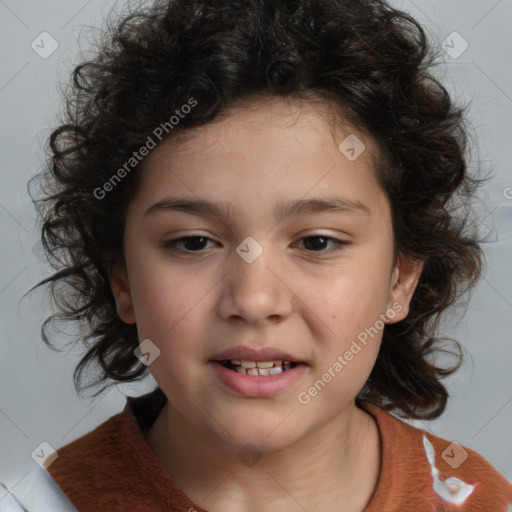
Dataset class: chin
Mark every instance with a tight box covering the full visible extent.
[208,411,307,454]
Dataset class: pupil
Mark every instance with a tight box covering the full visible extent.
[304,236,327,251]
[184,236,207,251]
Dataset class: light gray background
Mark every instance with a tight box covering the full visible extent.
[1,0,511,498]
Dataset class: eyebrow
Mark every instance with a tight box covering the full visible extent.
[144,196,371,221]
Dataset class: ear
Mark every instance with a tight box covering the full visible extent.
[110,260,136,324]
[386,254,424,324]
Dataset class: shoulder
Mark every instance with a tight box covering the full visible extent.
[0,466,77,512]
[41,404,177,510]
[361,402,512,511]
[423,430,512,511]
[44,411,130,500]
[0,413,126,512]
[0,411,131,512]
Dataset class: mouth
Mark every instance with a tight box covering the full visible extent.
[210,358,307,397]
[217,359,299,376]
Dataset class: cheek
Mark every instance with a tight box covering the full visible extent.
[128,269,208,386]
[316,271,391,334]
[306,263,391,385]
[125,247,206,342]
[313,297,383,403]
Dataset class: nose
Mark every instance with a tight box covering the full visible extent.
[217,244,294,326]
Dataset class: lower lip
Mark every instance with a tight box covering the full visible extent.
[209,361,307,398]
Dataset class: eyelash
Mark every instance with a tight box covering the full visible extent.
[163,234,347,256]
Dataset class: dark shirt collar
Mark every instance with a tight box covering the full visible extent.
[124,386,167,431]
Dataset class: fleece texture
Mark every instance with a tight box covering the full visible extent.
[46,388,512,511]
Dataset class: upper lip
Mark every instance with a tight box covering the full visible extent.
[211,346,303,363]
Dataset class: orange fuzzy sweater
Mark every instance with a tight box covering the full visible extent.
[46,388,512,511]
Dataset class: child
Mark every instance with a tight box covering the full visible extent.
[11,0,512,510]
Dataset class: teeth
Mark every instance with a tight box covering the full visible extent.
[226,359,294,376]
[232,359,288,368]
[256,361,274,369]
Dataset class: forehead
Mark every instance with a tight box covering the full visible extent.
[131,96,389,223]
[155,95,380,162]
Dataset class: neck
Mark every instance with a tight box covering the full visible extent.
[143,401,381,512]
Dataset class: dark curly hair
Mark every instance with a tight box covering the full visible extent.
[28,0,488,420]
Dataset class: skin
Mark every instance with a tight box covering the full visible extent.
[110,95,423,512]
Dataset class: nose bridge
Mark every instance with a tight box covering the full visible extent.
[219,235,292,323]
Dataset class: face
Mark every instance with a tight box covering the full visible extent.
[110,96,423,452]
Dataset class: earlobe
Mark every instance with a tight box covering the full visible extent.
[386,256,424,324]
[110,263,136,324]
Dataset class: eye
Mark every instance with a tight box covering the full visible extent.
[163,235,217,253]
[295,235,347,254]
[164,234,347,255]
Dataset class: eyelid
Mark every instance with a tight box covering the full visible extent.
[163,232,349,256]
[164,229,348,240]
